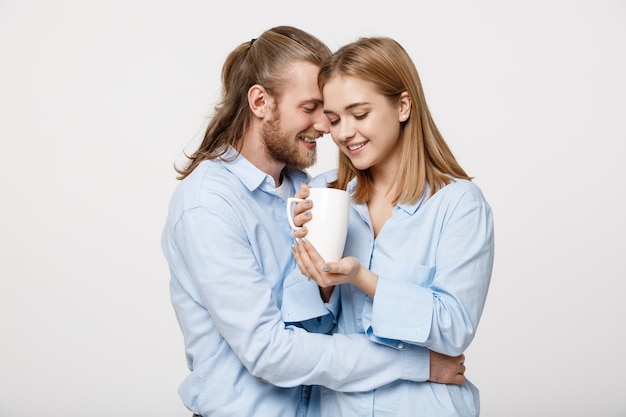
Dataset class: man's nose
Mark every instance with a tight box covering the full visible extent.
[312,111,330,134]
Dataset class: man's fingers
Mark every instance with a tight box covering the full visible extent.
[454,374,466,385]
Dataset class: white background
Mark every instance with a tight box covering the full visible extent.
[1,1,625,416]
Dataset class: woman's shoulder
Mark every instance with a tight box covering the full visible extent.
[437,178,489,206]
[309,169,338,188]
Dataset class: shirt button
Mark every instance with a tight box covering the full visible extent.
[397,342,404,349]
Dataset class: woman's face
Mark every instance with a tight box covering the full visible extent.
[322,75,406,173]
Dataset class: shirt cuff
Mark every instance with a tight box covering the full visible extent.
[372,275,432,343]
[282,273,330,323]
[325,284,341,317]
[401,344,430,382]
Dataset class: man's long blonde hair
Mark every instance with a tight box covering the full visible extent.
[176,26,331,180]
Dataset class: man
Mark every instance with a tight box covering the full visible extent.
[161,26,466,417]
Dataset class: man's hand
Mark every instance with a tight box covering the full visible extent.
[429,351,466,385]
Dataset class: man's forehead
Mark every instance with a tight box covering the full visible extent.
[269,61,320,107]
[282,62,320,87]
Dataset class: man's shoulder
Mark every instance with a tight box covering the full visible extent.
[170,160,243,211]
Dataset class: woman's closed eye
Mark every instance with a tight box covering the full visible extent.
[327,112,368,126]
[327,115,340,126]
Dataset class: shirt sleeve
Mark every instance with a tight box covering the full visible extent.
[281,268,337,334]
[280,168,342,332]
[370,187,495,356]
[174,203,431,391]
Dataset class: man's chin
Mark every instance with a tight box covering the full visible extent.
[291,152,316,170]
[302,151,317,169]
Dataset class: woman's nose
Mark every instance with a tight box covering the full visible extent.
[335,120,355,142]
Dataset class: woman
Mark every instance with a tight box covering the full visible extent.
[289,37,495,416]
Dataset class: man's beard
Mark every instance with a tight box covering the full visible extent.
[260,112,318,170]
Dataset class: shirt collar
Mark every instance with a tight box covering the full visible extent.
[347,177,430,215]
[221,147,309,192]
[396,187,428,215]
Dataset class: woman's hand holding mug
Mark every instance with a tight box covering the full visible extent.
[291,184,313,239]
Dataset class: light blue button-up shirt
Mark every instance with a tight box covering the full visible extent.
[161,152,433,417]
[282,171,495,417]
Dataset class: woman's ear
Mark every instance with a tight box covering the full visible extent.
[399,91,412,122]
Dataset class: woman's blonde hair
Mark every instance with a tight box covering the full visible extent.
[318,37,471,204]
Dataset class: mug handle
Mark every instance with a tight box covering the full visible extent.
[286,197,304,231]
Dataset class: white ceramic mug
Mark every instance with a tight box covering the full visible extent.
[286,187,350,262]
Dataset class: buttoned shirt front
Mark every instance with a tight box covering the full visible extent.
[283,172,494,417]
[161,152,431,417]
